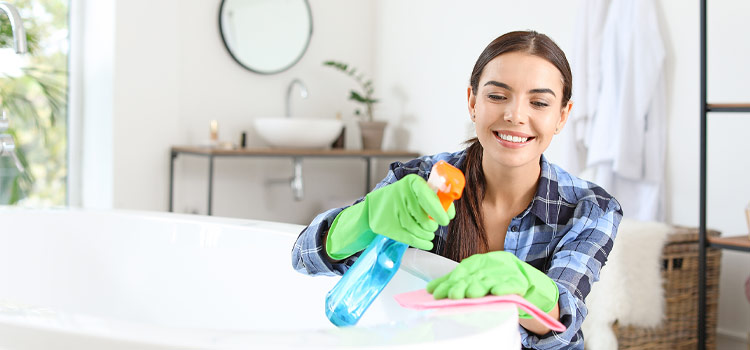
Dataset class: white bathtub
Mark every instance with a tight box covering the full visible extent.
[0,207,520,349]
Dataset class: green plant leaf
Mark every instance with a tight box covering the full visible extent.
[349,90,368,103]
[8,177,21,204]
[323,59,379,122]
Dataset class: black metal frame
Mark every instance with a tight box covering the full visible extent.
[698,0,708,348]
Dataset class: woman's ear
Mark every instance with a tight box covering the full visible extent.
[467,86,476,121]
[555,101,573,134]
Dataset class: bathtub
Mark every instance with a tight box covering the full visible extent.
[0,207,520,349]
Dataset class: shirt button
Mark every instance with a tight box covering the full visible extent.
[510,226,519,232]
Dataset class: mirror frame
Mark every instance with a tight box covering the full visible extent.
[218,0,313,75]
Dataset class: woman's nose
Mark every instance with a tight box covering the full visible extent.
[502,101,528,125]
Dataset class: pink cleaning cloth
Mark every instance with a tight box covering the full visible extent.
[394,289,566,333]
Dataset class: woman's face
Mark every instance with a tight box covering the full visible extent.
[468,51,572,170]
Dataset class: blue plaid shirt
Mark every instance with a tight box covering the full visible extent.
[292,149,622,350]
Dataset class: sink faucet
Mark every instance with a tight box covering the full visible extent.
[0,2,28,54]
[285,78,308,118]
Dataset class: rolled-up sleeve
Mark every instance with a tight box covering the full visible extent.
[521,198,622,349]
[291,206,351,276]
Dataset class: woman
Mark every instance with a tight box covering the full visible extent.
[292,31,622,349]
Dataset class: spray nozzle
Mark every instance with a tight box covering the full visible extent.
[426,160,466,211]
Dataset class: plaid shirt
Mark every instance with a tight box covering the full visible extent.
[292,149,622,350]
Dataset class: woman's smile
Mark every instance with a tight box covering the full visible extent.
[493,130,536,149]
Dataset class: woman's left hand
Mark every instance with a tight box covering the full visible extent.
[426,251,559,318]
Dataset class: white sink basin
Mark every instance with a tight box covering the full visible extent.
[254,118,344,149]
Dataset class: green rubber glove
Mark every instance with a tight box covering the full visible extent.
[426,251,559,318]
[325,174,455,260]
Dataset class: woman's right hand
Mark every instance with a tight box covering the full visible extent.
[325,174,454,260]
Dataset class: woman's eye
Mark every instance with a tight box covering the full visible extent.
[531,101,549,107]
[488,94,506,101]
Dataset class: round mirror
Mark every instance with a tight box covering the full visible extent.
[219,0,313,74]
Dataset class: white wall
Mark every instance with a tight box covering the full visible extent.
[112,0,181,211]
[77,0,749,341]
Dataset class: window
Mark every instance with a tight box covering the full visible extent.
[0,0,68,205]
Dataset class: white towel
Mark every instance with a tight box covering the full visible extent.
[563,0,668,222]
[582,218,670,350]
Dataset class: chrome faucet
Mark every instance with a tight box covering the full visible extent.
[267,157,305,201]
[290,157,303,201]
[0,2,28,54]
[285,78,308,118]
[0,111,24,173]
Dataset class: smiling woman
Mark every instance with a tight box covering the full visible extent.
[293,31,621,350]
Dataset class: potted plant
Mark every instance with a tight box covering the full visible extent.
[323,60,386,150]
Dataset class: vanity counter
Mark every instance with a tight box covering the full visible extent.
[171,146,419,158]
[169,146,420,215]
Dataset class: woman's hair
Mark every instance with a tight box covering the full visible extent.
[443,31,572,262]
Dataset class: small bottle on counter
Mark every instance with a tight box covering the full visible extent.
[331,112,345,149]
[210,120,219,147]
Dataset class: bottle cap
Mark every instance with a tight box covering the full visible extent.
[428,160,466,211]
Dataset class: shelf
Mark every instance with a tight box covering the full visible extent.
[707,235,750,252]
[171,146,419,158]
[706,103,750,113]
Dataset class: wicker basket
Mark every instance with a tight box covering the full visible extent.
[612,226,722,350]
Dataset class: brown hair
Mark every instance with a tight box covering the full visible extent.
[444,31,573,262]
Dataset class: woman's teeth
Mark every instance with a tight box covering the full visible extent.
[498,133,529,143]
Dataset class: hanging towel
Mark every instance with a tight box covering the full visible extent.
[562,0,667,221]
[557,0,610,176]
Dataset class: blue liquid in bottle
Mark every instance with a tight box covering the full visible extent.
[325,234,408,327]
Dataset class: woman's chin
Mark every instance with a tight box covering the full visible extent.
[488,151,539,170]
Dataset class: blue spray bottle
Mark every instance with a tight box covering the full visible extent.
[325,160,465,327]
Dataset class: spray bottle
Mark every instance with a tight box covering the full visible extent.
[325,160,466,327]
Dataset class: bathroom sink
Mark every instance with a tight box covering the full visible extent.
[254,118,344,149]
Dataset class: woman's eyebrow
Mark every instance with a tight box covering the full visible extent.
[483,81,557,97]
[483,80,512,90]
[529,88,556,97]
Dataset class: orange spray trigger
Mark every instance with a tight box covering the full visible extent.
[426,160,466,212]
